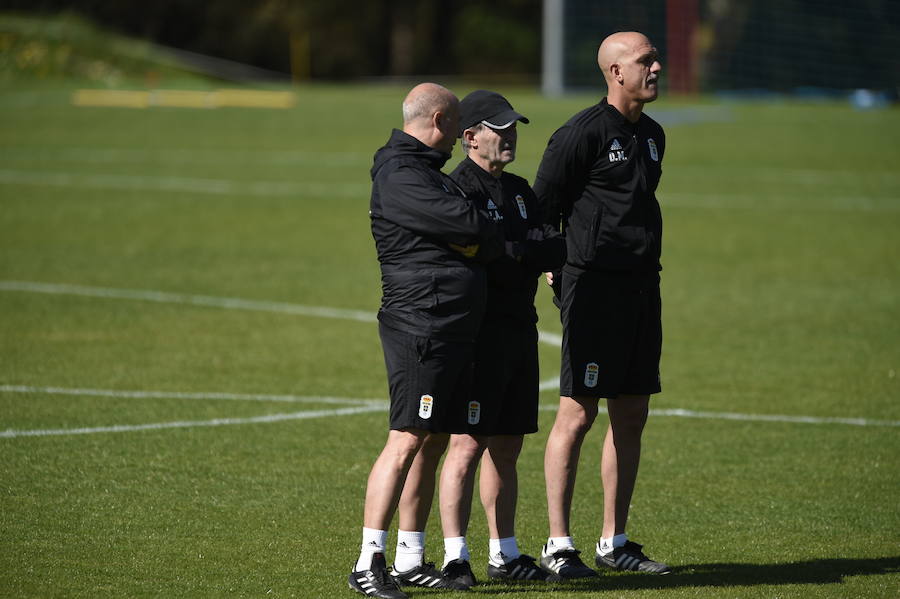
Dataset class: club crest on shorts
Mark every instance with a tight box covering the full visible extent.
[647,138,659,162]
[515,195,527,219]
[584,362,599,388]
[468,401,481,425]
[419,394,434,419]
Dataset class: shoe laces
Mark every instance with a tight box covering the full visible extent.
[553,548,584,562]
[620,541,648,560]
[444,559,471,576]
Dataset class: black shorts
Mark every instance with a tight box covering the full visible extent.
[559,266,662,399]
[379,322,474,433]
[462,317,540,436]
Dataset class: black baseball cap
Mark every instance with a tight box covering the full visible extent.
[458,90,529,136]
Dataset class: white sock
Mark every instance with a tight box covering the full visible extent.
[597,534,628,556]
[355,527,388,571]
[545,536,575,555]
[489,537,521,565]
[394,530,425,572]
[442,536,470,568]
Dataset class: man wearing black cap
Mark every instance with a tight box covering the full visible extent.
[433,90,566,585]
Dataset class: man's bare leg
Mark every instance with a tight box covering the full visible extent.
[600,395,649,539]
[544,396,599,538]
[480,435,523,540]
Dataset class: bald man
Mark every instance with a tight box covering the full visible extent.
[349,83,502,599]
[535,32,671,578]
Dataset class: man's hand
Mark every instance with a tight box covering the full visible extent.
[545,271,554,286]
[526,228,545,241]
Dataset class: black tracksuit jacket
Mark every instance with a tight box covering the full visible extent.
[450,157,566,324]
[370,129,502,342]
[534,98,665,274]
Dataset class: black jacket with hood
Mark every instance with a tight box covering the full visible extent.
[370,129,502,341]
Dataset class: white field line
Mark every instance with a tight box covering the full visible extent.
[0,280,377,324]
[3,284,895,433]
[538,376,561,391]
[1,147,369,167]
[0,405,386,439]
[2,386,897,439]
[0,385,386,406]
[2,167,896,211]
[0,280,564,347]
[0,169,368,198]
[535,403,900,427]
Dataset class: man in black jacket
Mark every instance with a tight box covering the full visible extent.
[433,90,566,585]
[534,32,672,579]
[349,82,501,599]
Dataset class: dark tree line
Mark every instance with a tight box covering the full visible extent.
[3,0,897,90]
[1,0,543,80]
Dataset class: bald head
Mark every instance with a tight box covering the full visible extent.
[598,31,652,84]
[401,82,460,154]
[596,31,661,121]
[402,83,457,126]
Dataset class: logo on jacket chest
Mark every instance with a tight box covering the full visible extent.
[515,194,528,219]
[486,198,503,222]
[647,138,659,161]
[608,138,627,163]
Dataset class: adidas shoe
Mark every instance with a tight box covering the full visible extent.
[348,553,408,599]
[539,545,598,579]
[441,558,477,589]
[595,540,671,574]
[390,562,470,590]
[487,553,561,581]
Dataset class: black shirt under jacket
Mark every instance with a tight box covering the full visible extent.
[534,98,665,274]
[451,156,566,324]
[370,129,502,342]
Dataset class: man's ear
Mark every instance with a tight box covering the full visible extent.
[463,129,477,148]
[610,62,623,85]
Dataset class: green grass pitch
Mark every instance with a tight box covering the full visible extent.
[1,81,898,598]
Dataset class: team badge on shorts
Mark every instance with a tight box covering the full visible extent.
[584,362,599,388]
[515,195,527,219]
[647,138,659,162]
[419,394,434,419]
[467,401,481,425]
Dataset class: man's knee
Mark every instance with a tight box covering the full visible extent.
[447,433,487,464]
[607,395,649,436]
[486,435,523,467]
[555,396,600,435]
[384,428,430,458]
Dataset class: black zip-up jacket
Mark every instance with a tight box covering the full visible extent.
[370,129,502,341]
[451,157,566,324]
[534,98,665,274]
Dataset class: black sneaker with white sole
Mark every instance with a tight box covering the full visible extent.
[539,545,598,579]
[390,562,470,590]
[487,553,561,581]
[348,553,408,598]
[441,558,477,589]
[595,541,671,574]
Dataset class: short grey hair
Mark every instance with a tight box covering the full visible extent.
[460,122,485,154]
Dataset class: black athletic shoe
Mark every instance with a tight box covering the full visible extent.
[442,558,477,589]
[390,562,470,590]
[487,553,561,582]
[348,553,408,598]
[539,545,598,579]
[595,541,671,574]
